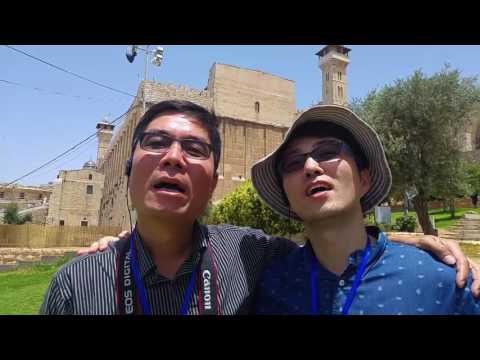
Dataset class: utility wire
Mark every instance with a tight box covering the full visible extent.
[5,105,134,186]
[4,45,136,98]
[0,79,126,103]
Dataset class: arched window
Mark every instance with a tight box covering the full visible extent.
[338,86,343,99]
[255,101,260,113]
[88,174,93,180]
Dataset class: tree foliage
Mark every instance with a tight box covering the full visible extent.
[465,162,480,195]
[209,180,303,236]
[2,203,32,224]
[351,65,480,234]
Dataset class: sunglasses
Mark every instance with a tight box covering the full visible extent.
[279,138,352,174]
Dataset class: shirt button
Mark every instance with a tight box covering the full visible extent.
[339,279,345,287]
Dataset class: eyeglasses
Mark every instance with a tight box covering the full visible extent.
[138,131,214,160]
[279,138,351,174]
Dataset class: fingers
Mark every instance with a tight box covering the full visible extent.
[442,239,468,288]
[98,236,118,251]
[76,242,99,256]
[468,258,480,299]
[414,235,456,265]
[87,241,100,255]
[118,230,130,240]
[76,248,89,256]
[76,234,124,256]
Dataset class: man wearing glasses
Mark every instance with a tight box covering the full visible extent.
[41,100,479,315]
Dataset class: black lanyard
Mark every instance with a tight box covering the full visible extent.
[116,228,220,315]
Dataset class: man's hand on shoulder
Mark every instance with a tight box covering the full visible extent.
[76,230,130,255]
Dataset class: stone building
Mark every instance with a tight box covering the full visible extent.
[96,45,479,228]
[317,45,350,107]
[45,122,114,227]
[98,62,296,227]
[0,184,52,224]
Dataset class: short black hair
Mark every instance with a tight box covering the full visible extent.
[131,100,221,173]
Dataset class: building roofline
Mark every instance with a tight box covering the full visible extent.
[212,63,295,84]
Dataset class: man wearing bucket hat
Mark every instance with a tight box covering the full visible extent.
[252,104,480,315]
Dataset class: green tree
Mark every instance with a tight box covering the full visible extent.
[465,162,480,195]
[2,203,32,224]
[210,180,303,236]
[351,66,480,235]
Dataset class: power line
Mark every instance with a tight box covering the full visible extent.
[5,105,133,186]
[0,79,126,103]
[23,136,98,181]
[4,45,136,98]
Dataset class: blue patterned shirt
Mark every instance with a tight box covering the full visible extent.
[254,227,480,315]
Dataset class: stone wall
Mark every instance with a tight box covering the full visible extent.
[143,80,212,110]
[210,63,296,128]
[213,117,287,201]
[46,169,104,226]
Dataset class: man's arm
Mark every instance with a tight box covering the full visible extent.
[77,229,480,298]
[40,273,72,315]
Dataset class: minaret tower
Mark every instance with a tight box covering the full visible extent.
[316,45,351,106]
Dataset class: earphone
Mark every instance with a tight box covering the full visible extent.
[125,159,132,177]
[124,157,133,233]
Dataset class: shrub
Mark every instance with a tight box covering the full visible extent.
[209,180,303,236]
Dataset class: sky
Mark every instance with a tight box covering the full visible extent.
[1,45,479,187]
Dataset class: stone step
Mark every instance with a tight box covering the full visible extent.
[449,221,480,225]
[0,264,17,272]
[447,226,480,231]
[449,224,480,229]
[448,231,480,235]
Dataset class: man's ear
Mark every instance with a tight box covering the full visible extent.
[359,169,371,197]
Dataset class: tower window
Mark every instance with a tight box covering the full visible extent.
[59,220,65,226]
[81,221,88,227]
[19,192,25,200]
[338,72,342,80]
[0,192,3,199]
[86,185,93,194]
[255,101,260,113]
[338,86,343,99]
[326,72,329,81]
[88,174,93,180]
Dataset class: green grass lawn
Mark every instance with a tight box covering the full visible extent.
[0,255,73,315]
[371,207,480,230]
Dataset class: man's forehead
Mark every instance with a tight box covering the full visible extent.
[146,113,198,129]
[146,113,208,138]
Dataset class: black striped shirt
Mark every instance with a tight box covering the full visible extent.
[40,223,298,315]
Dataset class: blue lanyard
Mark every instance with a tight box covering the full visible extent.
[129,231,197,316]
[310,238,372,315]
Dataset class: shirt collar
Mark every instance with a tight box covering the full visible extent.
[134,220,209,282]
[303,226,386,277]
